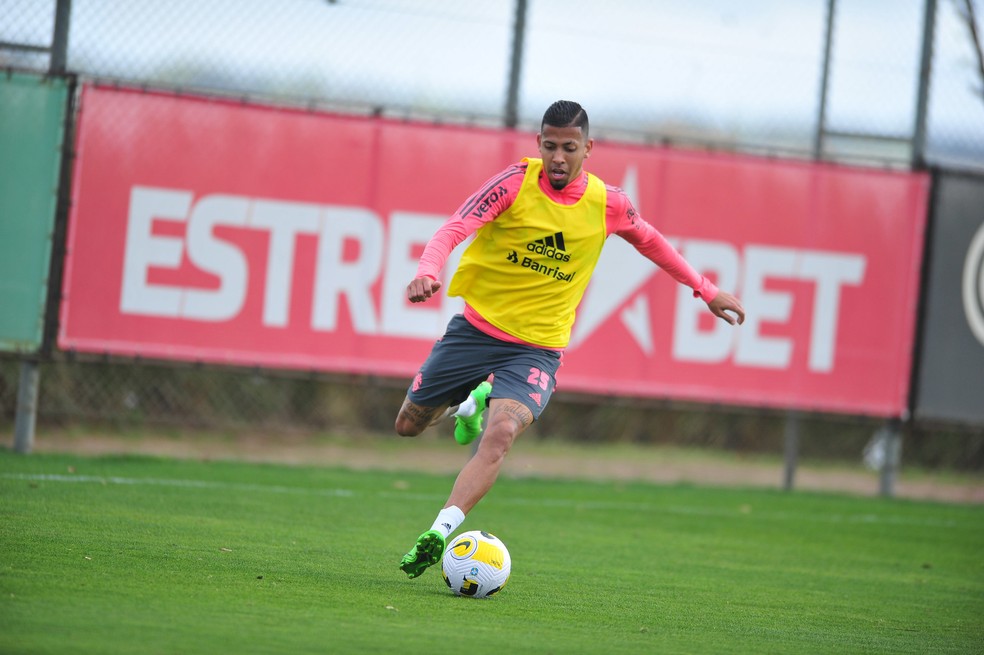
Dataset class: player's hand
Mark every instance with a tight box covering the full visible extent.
[407,276,442,303]
[707,291,745,325]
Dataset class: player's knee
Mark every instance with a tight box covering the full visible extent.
[478,423,517,461]
[395,415,423,437]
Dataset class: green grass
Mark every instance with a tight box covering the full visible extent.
[1,450,982,655]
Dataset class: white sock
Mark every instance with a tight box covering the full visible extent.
[430,505,466,538]
[453,396,477,418]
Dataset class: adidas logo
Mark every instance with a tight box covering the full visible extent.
[536,232,566,250]
[526,232,570,261]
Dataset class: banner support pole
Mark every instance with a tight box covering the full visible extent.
[782,411,800,491]
[14,360,40,454]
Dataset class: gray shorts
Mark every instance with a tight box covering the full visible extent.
[407,314,562,420]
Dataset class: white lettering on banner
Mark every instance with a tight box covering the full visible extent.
[250,200,320,327]
[121,186,191,317]
[673,242,865,372]
[311,206,383,334]
[671,240,741,364]
[381,211,467,338]
[382,211,434,338]
[120,186,865,371]
[120,187,452,335]
[184,195,249,321]
[121,187,250,322]
[800,251,866,370]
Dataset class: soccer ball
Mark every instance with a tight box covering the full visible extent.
[441,530,511,598]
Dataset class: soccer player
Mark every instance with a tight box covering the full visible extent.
[397,100,745,578]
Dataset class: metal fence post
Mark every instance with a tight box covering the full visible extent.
[786,0,836,482]
[14,361,40,454]
[50,0,72,74]
[912,0,938,168]
[879,420,903,497]
[782,411,800,491]
[813,0,836,160]
[504,0,528,129]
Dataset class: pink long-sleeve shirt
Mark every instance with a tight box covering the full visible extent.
[417,161,719,348]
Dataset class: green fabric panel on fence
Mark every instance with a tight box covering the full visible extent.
[0,72,68,353]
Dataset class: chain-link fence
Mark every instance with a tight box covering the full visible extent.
[3,0,984,468]
[0,358,404,434]
[2,0,983,166]
[2,358,982,469]
[931,0,984,168]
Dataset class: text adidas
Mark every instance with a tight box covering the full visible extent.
[526,242,571,261]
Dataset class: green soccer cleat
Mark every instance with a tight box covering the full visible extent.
[399,529,446,579]
[454,381,492,445]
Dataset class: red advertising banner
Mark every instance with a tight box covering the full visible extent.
[60,84,929,416]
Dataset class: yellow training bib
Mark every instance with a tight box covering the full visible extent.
[448,158,607,348]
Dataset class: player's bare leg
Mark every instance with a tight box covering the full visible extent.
[394,397,452,437]
[396,396,457,578]
[445,398,533,514]
[399,398,532,578]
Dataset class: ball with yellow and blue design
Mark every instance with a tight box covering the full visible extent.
[441,530,511,598]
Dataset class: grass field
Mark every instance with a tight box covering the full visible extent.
[1,449,982,654]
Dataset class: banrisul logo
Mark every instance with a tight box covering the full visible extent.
[527,232,570,262]
[509,231,576,283]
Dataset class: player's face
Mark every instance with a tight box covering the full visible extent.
[537,124,592,190]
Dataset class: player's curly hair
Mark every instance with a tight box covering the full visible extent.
[541,100,589,136]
